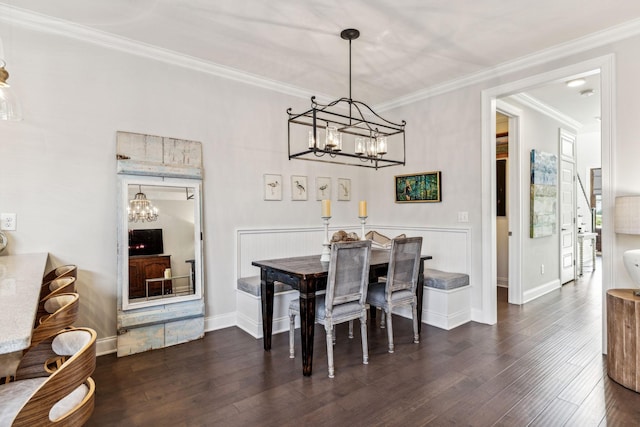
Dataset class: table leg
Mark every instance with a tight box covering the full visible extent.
[299,279,316,376]
[578,238,584,277]
[260,268,274,351]
[416,259,424,333]
[592,236,597,271]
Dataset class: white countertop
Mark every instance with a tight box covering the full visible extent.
[0,253,48,353]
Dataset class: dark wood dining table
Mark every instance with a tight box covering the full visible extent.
[252,249,432,376]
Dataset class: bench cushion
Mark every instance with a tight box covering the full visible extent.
[237,276,293,296]
[424,268,469,290]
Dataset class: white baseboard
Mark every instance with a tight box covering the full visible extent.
[96,336,117,356]
[523,279,560,303]
[204,312,236,333]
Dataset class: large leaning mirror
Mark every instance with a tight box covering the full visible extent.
[116,131,205,356]
[118,176,203,310]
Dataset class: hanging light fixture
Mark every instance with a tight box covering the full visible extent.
[0,58,21,121]
[128,185,158,223]
[287,29,406,170]
[0,36,21,121]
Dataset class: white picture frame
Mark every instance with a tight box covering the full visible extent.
[291,175,308,200]
[316,177,331,200]
[263,174,282,200]
[337,178,351,201]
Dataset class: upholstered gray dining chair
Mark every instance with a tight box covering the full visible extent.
[288,240,372,378]
[366,236,422,353]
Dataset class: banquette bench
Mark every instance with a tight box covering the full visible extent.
[236,226,472,337]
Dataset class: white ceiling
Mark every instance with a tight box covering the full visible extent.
[1,0,635,126]
[524,74,601,132]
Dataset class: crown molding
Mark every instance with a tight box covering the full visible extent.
[1,3,639,110]
[509,93,583,130]
[375,17,640,111]
[0,3,333,102]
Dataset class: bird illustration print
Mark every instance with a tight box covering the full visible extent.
[294,180,306,195]
[340,182,349,198]
[267,180,279,195]
[318,183,328,196]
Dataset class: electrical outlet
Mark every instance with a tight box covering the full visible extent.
[457,211,469,223]
[0,213,16,231]
[540,264,545,275]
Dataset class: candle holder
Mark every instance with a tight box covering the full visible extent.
[359,216,368,241]
[320,216,331,262]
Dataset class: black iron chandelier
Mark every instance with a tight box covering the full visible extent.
[287,29,406,170]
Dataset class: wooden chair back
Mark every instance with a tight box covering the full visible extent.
[42,265,77,285]
[13,327,96,426]
[37,277,77,318]
[32,293,80,348]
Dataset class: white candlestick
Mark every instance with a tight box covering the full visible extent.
[321,216,331,262]
[359,216,368,241]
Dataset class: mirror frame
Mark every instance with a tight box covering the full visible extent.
[118,175,203,311]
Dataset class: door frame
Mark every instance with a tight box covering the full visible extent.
[496,100,523,305]
[559,128,578,284]
[480,54,615,349]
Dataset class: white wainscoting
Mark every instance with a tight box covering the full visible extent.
[234,225,471,338]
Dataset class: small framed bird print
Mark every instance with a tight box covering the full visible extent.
[337,178,351,201]
[264,174,282,200]
[291,175,308,201]
[316,177,331,201]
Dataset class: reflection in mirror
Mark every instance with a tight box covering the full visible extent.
[121,178,202,310]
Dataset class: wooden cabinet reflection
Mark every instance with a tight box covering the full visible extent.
[128,255,172,299]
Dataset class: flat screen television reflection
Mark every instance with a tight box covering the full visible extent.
[128,228,164,256]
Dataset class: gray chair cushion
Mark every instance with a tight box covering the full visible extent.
[43,294,76,314]
[237,276,293,296]
[52,329,92,356]
[367,282,414,306]
[49,383,89,422]
[424,268,469,290]
[0,377,47,427]
[49,277,74,291]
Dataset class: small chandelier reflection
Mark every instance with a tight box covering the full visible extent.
[128,185,158,223]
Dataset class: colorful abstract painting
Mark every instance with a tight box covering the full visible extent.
[395,171,442,203]
[530,149,557,238]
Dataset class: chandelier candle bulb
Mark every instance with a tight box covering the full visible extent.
[322,199,331,217]
[359,200,367,217]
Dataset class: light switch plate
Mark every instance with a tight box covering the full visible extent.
[457,211,469,223]
[0,213,16,231]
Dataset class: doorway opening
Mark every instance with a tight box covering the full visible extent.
[481,55,614,341]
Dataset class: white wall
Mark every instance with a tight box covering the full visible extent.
[0,25,371,341]
[3,19,640,346]
[503,97,576,292]
[611,34,640,287]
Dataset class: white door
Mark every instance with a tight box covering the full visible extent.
[559,129,577,284]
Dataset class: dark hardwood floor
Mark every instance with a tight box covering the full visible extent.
[89,262,640,426]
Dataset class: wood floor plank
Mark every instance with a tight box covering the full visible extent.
[88,259,640,426]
